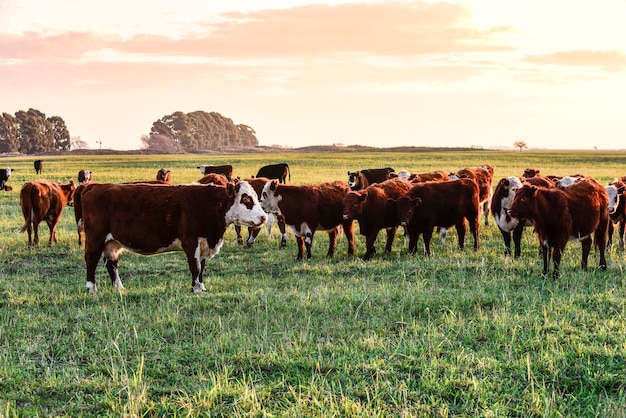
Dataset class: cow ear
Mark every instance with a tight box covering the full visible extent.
[502,178,509,187]
[411,197,422,207]
[529,185,538,195]
[270,180,278,191]
[386,198,396,210]
[69,179,76,189]
[226,182,236,197]
[358,193,367,202]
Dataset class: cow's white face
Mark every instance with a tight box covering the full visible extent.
[225,180,267,227]
[4,168,11,178]
[606,184,620,214]
[495,176,523,232]
[198,165,208,175]
[259,181,282,215]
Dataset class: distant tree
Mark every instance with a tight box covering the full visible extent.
[70,136,90,150]
[0,112,20,153]
[141,133,185,153]
[49,115,71,150]
[514,140,527,152]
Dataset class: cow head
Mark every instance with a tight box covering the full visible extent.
[156,168,171,183]
[259,180,282,215]
[342,190,367,220]
[65,179,77,207]
[197,165,208,175]
[78,169,92,184]
[390,196,422,227]
[508,184,538,220]
[347,171,359,188]
[522,168,541,178]
[224,180,267,227]
[606,182,626,221]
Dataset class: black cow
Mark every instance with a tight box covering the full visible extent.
[256,163,290,184]
[347,167,395,190]
[34,160,43,174]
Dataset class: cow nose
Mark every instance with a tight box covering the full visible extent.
[342,214,349,220]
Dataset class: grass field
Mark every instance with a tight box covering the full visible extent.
[0,150,625,417]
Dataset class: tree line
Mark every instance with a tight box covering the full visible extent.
[0,108,258,154]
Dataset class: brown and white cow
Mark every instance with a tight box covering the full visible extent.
[450,164,494,226]
[508,178,609,278]
[260,180,354,259]
[80,181,266,293]
[1,168,14,191]
[342,178,412,260]
[78,169,92,184]
[347,167,395,190]
[197,164,233,181]
[238,177,287,248]
[390,178,480,256]
[491,175,554,257]
[19,179,76,247]
[606,179,626,249]
[156,168,172,184]
[256,163,291,184]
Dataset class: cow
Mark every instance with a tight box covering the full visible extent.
[78,169,92,184]
[347,167,395,190]
[606,179,626,250]
[491,175,554,258]
[342,178,412,260]
[508,178,609,278]
[450,164,495,226]
[389,178,480,256]
[197,164,233,181]
[255,163,290,184]
[156,168,172,184]
[34,159,43,174]
[237,177,287,248]
[260,180,354,260]
[196,173,230,186]
[393,170,449,183]
[522,167,541,178]
[0,168,14,191]
[19,179,76,247]
[80,181,266,293]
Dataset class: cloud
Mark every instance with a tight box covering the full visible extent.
[526,49,626,72]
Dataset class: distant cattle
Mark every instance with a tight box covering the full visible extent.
[80,181,266,293]
[606,179,626,249]
[508,178,609,278]
[198,164,233,181]
[1,168,14,191]
[491,175,554,257]
[256,163,290,184]
[390,178,480,256]
[347,167,394,190]
[522,167,541,178]
[78,169,92,184]
[450,164,495,226]
[342,178,412,260]
[19,179,76,247]
[34,160,43,174]
[260,180,354,259]
[393,170,449,183]
[156,168,172,184]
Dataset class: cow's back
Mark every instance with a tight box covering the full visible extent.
[409,179,479,226]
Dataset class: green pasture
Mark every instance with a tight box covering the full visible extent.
[0,150,625,417]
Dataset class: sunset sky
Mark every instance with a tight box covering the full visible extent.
[2,0,626,150]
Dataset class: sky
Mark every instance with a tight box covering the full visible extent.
[1,0,626,150]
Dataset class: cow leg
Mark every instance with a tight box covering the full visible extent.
[234,225,244,245]
[184,249,206,293]
[342,220,355,255]
[483,201,490,226]
[246,226,260,247]
[580,237,593,271]
[33,221,40,246]
[541,243,551,278]
[384,226,397,253]
[103,241,124,290]
[499,227,512,257]
[607,222,614,249]
[619,220,625,250]
[552,246,564,279]
[45,219,58,246]
[85,242,104,293]
[512,223,524,258]
[439,227,448,244]
[456,220,467,250]
[295,236,305,260]
[363,233,379,261]
[423,229,434,256]
[326,228,338,257]
[25,221,33,247]
[595,217,609,271]
[305,232,314,259]
[278,215,287,249]
[407,233,419,255]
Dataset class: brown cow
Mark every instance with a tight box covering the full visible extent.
[80,181,266,293]
[197,164,233,180]
[342,178,412,260]
[508,178,609,278]
[19,179,76,247]
[347,167,395,190]
[491,175,554,257]
[156,168,172,184]
[260,180,354,259]
[78,169,92,184]
[196,173,230,186]
[451,164,494,226]
[390,178,480,256]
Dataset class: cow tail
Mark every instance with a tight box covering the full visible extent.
[19,208,33,233]
[288,165,291,181]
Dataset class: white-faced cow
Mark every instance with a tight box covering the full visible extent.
[450,164,495,226]
[197,164,233,181]
[508,178,609,278]
[606,179,626,249]
[491,175,555,258]
[260,180,354,259]
[78,169,92,184]
[255,163,290,184]
[342,178,412,260]
[1,168,14,191]
[19,179,76,247]
[390,178,480,256]
[34,159,43,175]
[347,167,395,190]
[237,177,287,249]
[81,181,266,293]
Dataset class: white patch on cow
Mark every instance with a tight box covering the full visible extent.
[439,228,448,243]
[495,176,523,233]
[397,170,411,180]
[606,184,619,214]
[225,181,267,227]
[196,237,223,261]
[198,165,208,175]
[86,281,96,294]
[4,168,11,178]
[288,222,313,240]
[113,277,124,291]
[555,176,580,188]
[193,280,206,293]
[259,182,283,215]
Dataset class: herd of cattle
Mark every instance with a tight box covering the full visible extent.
[3,160,626,293]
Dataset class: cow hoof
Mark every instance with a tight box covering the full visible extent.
[279,240,287,249]
[237,237,244,245]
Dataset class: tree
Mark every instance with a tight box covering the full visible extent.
[514,140,527,152]
[141,133,185,153]
[0,113,20,153]
[70,136,90,150]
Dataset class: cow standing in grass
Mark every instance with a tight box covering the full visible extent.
[508,178,609,278]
